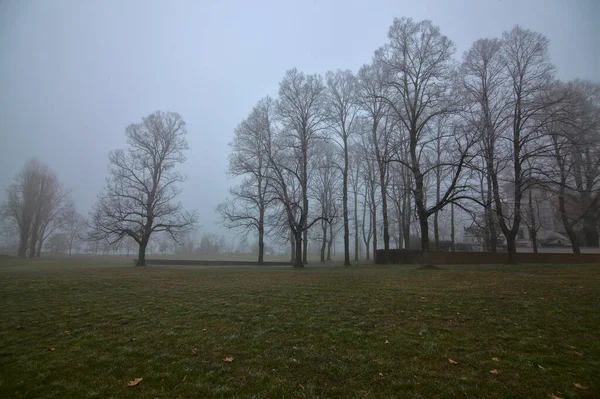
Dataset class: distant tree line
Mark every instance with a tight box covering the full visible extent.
[218,17,600,266]
[1,111,198,265]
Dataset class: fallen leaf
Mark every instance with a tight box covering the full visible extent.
[127,378,143,387]
[491,357,499,362]
[548,394,563,399]
[384,340,389,344]
[489,369,499,375]
[191,348,197,355]
[573,351,584,356]
[378,372,384,377]
[64,330,71,335]
[448,359,459,365]
[183,375,187,382]
[569,345,576,349]
[538,364,545,369]
[573,383,588,390]
[297,383,304,390]
[48,348,55,352]
[223,357,234,363]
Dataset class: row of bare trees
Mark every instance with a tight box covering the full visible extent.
[219,17,600,266]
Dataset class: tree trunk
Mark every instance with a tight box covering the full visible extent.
[419,211,430,266]
[36,238,43,257]
[433,211,439,251]
[354,182,359,261]
[530,229,538,254]
[294,233,303,268]
[506,233,518,264]
[290,230,295,262]
[302,228,308,265]
[320,220,327,262]
[450,203,455,252]
[403,185,411,250]
[18,231,29,258]
[380,183,390,264]
[362,193,371,261]
[28,230,38,258]
[343,141,350,266]
[434,167,441,250]
[258,226,264,264]
[371,184,377,262]
[136,239,148,266]
[398,205,403,249]
[486,173,497,253]
[327,221,333,261]
[558,194,581,254]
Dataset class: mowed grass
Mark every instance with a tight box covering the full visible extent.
[0,257,598,398]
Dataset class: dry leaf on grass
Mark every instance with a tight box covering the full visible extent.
[127,378,143,387]
[223,357,234,363]
[573,351,584,356]
[48,348,55,352]
[548,394,563,399]
[573,383,588,390]
[538,364,545,369]
[378,372,384,377]
[569,345,576,349]
[491,357,499,362]
[384,340,389,344]
[489,369,499,375]
[448,359,459,365]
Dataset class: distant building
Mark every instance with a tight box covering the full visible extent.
[502,182,571,247]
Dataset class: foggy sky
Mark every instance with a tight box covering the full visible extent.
[1,0,598,235]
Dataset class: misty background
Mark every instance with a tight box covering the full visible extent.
[1,0,599,238]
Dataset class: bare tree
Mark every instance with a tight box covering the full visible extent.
[358,60,393,262]
[218,97,274,264]
[310,141,341,262]
[377,18,471,266]
[326,69,359,265]
[546,80,600,252]
[276,68,328,264]
[88,111,197,266]
[2,159,70,258]
[488,26,557,263]
[349,145,362,260]
[460,37,508,253]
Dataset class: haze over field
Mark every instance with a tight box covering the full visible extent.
[1,0,598,238]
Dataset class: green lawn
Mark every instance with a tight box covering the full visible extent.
[0,257,598,398]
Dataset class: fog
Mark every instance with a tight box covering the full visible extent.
[1,0,599,239]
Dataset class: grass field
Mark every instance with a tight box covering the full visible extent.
[0,257,598,398]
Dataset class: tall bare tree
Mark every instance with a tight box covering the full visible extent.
[326,69,359,265]
[358,60,393,262]
[218,97,274,264]
[546,80,600,252]
[377,18,471,265]
[89,111,197,266]
[488,26,557,263]
[310,141,341,262]
[460,37,508,253]
[276,68,328,264]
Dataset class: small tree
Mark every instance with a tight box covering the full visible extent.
[89,111,197,266]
